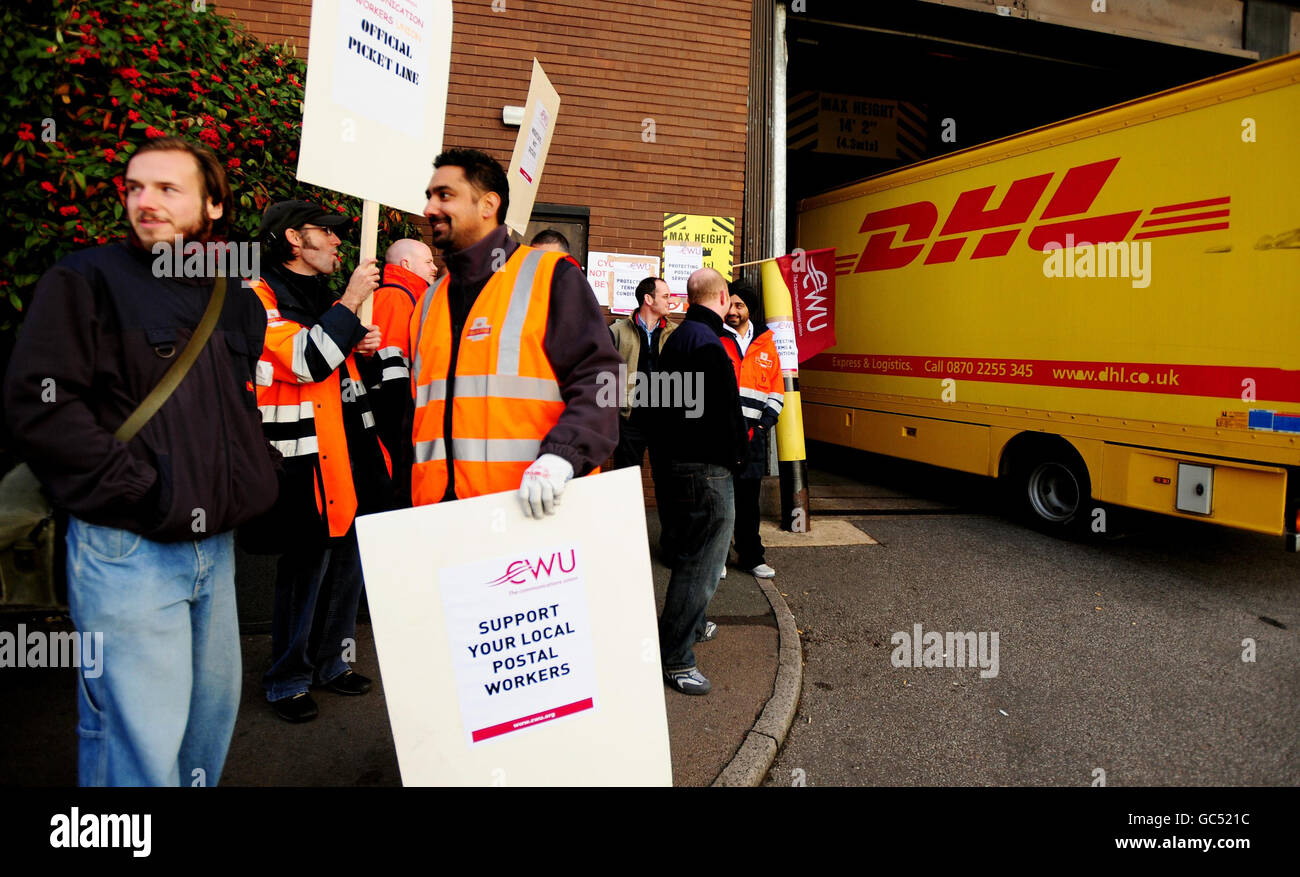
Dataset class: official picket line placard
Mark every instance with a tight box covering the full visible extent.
[330,0,431,140]
[354,467,672,785]
[297,0,452,214]
[440,541,598,745]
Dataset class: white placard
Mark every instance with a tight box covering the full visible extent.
[662,243,703,296]
[767,319,799,370]
[586,251,616,307]
[330,2,431,140]
[354,468,672,786]
[612,266,643,315]
[298,0,451,214]
[607,255,660,315]
[441,541,598,746]
[505,60,561,235]
[518,102,550,184]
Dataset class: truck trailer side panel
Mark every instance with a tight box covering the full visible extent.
[797,54,1300,536]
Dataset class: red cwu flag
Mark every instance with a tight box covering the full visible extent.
[777,248,837,363]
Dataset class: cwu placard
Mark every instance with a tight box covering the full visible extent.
[440,541,598,746]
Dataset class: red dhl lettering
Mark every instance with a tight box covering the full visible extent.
[852,157,1156,272]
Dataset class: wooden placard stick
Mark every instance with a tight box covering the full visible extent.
[359,198,379,326]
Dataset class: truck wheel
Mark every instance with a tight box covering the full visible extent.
[1010,447,1092,533]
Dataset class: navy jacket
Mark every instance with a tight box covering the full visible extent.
[4,242,277,541]
[652,304,748,473]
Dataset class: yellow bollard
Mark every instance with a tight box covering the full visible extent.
[759,258,811,533]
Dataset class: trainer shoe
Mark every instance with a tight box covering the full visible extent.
[664,666,712,695]
[719,565,727,579]
[749,563,776,578]
[697,621,718,642]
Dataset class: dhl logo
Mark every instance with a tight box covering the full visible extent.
[833,157,1230,275]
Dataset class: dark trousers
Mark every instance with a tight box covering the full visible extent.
[733,475,765,569]
[263,528,364,701]
[658,462,735,672]
[614,415,672,547]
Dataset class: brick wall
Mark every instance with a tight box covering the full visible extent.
[220,1,753,262]
[218,1,755,510]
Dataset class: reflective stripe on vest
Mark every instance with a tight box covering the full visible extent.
[410,247,566,504]
[249,276,359,537]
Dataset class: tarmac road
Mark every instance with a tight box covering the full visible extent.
[764,450,1300,787]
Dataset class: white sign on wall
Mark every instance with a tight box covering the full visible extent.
[298,0,452,214]
[663,243,703,296]
[767,318,800,370]
[586,251,616,307]
[608,254,661,315]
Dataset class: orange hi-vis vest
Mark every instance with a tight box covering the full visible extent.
[723,327,785,437]
[250,276,377,537]
[371,262,427,380]
[409,246,569,504]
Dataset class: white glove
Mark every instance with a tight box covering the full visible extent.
[517,454,574,519]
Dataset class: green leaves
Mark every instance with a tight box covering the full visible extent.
[1,0,421,342]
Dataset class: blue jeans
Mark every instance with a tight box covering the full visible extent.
[659,462,735,671]
[66,517,241,787]
[263,529,364,701]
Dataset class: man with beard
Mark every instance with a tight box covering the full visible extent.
[248,200,393,723]
[3,136,278,785]
[720,283,782,579]
[608,276,675,552]
[409,148,619,517]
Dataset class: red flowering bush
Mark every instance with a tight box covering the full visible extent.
[0,0,421,341]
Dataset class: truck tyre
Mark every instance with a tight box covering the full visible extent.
[1009,445,1092,535]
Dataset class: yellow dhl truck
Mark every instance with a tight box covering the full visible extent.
[796,52,1300,546]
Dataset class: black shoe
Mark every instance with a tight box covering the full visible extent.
[321,669,372,696]
[272,692,318,723]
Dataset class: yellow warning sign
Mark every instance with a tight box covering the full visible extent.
[662,213,735,277]
[786,91,927,162]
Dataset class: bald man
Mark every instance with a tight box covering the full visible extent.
[384,238,438,287]
[652,267,749,695]
[359,238,438,505]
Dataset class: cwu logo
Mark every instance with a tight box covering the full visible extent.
[485,550,577,587]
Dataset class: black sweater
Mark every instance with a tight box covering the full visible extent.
[652,304,748,473]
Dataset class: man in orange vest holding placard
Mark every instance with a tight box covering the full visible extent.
[248,199,395,723]
[410,148,620,515]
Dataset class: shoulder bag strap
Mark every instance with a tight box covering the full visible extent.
[113,276,227,443]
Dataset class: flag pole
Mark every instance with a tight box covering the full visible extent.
[758,257,811,534]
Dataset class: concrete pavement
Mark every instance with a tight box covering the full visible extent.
[0,509,803,787]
